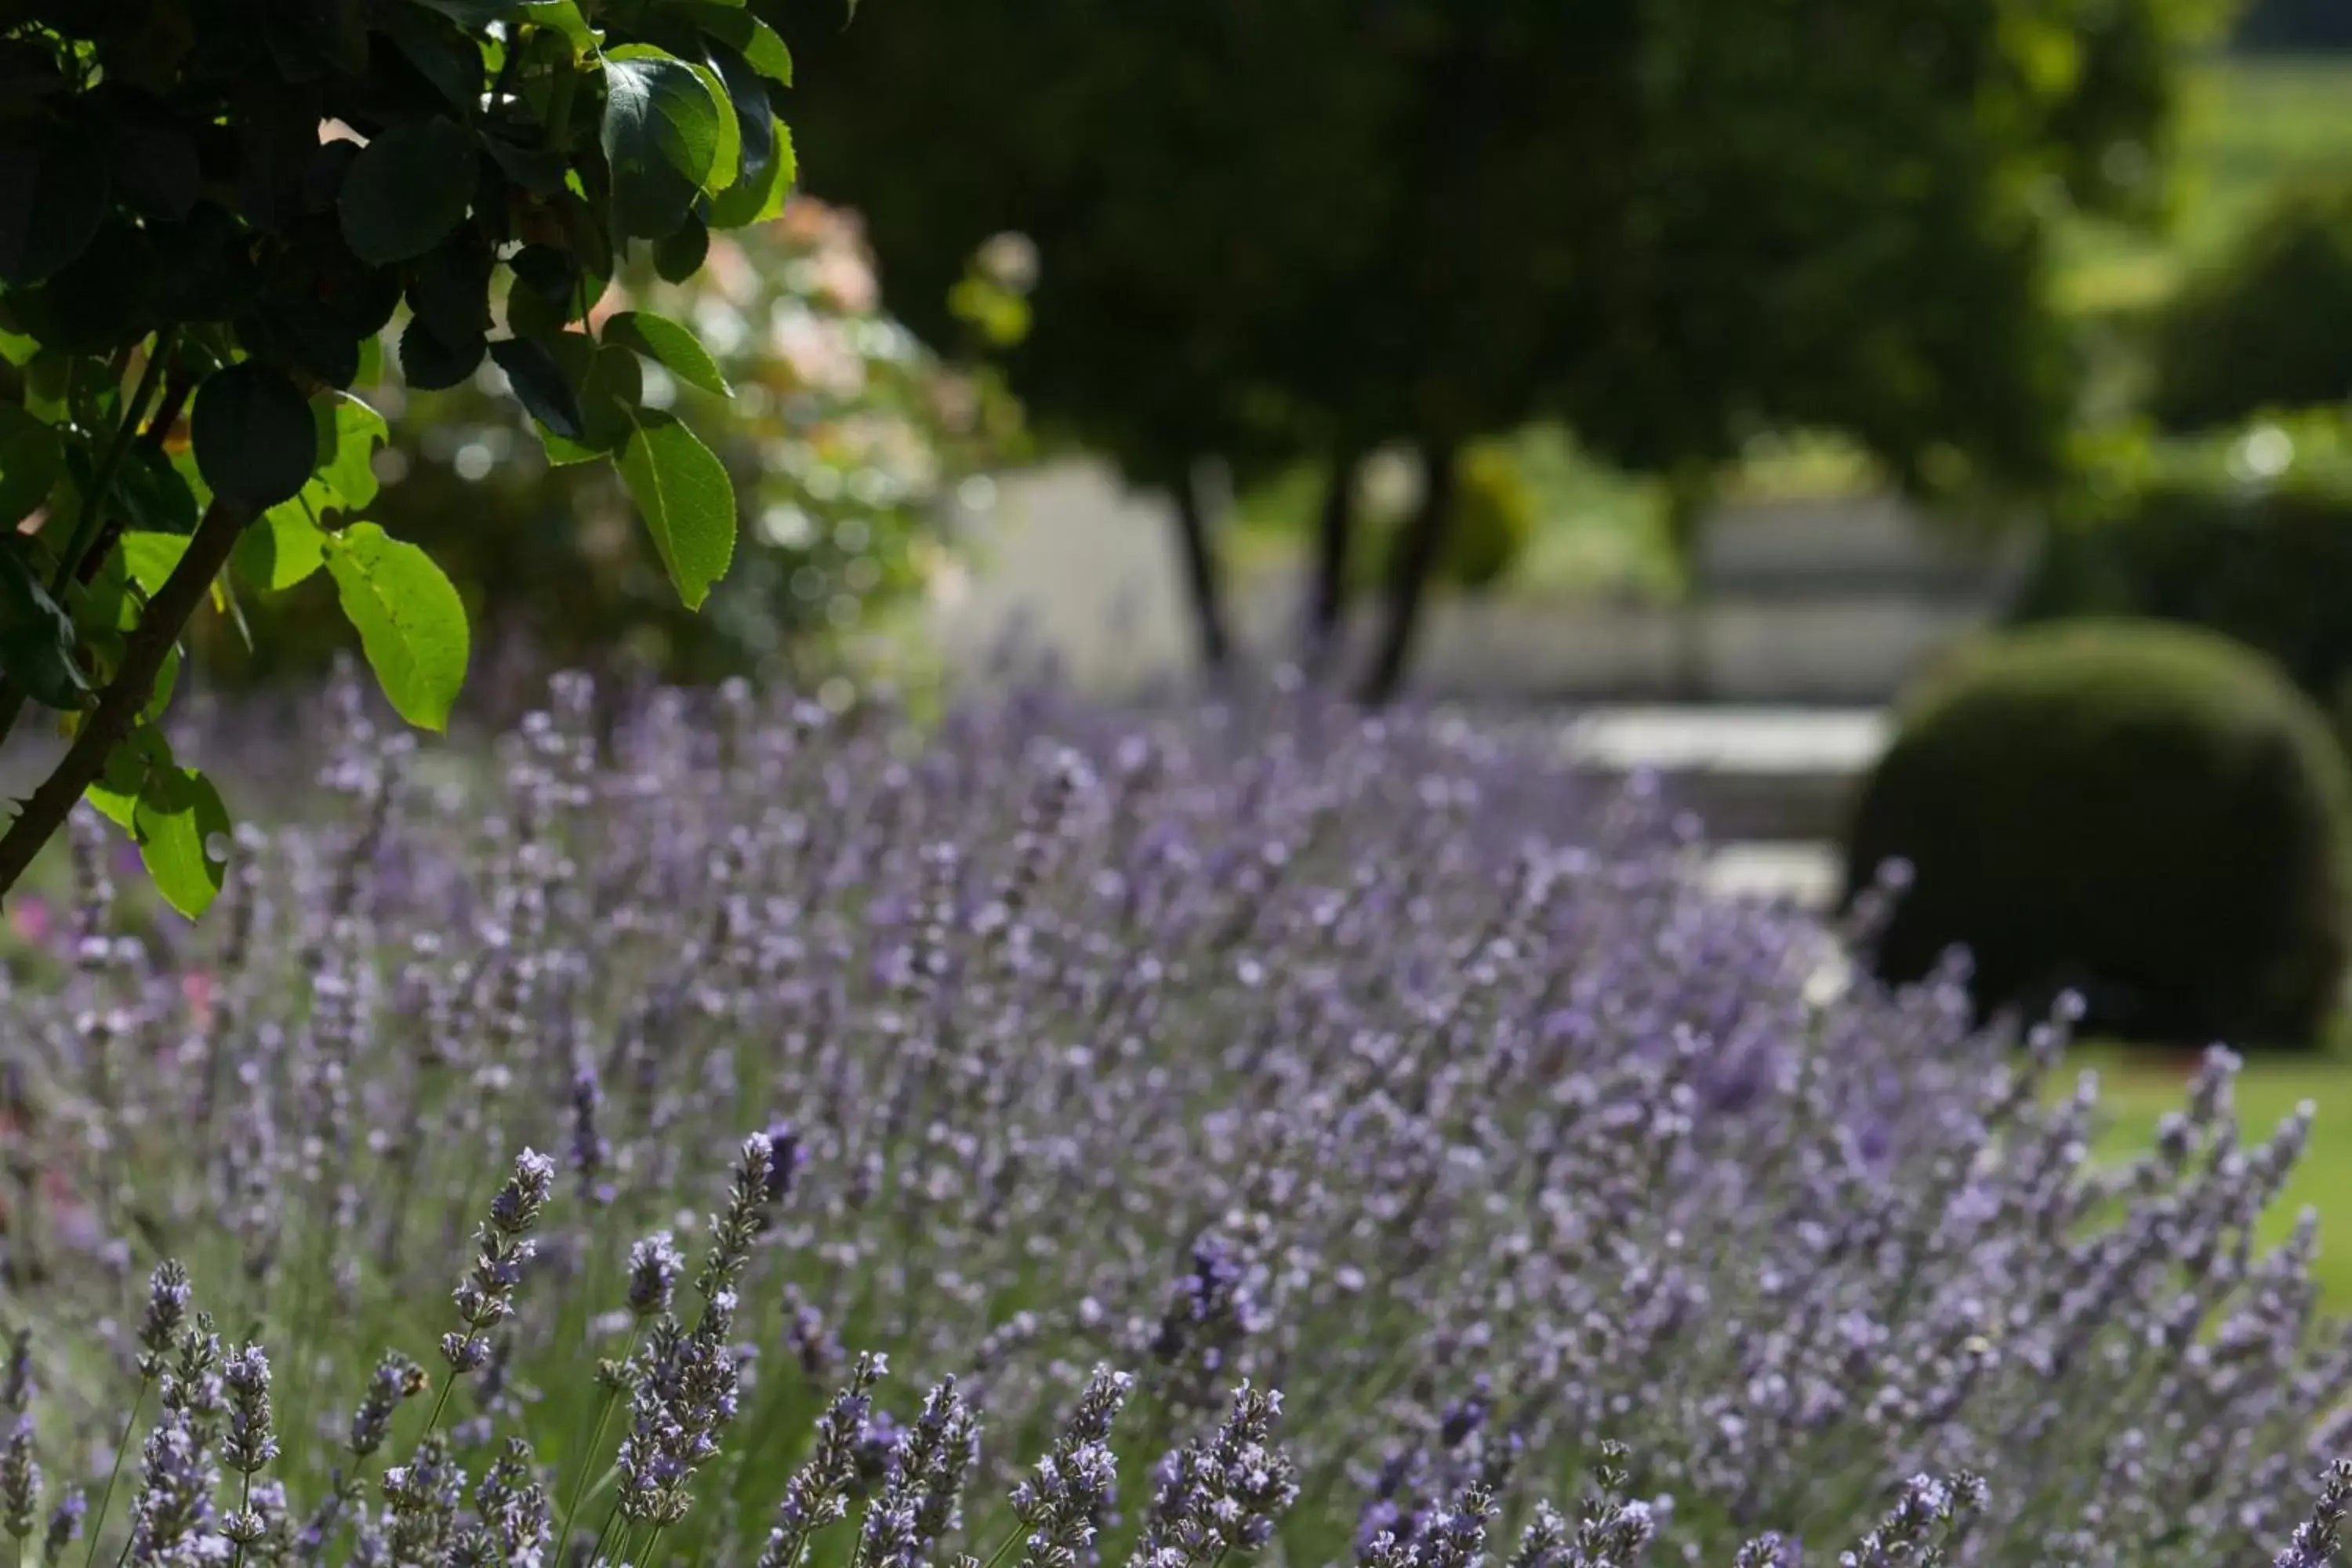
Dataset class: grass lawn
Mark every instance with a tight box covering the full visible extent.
[2078,1044,2352,1307]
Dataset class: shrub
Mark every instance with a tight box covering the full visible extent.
[0,675,2345,1568]
[2147,179,2352,430]
[1844,619,2352,1046]
[2016,416,2352,735]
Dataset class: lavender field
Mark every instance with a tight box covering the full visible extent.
[0,673,2343,1568]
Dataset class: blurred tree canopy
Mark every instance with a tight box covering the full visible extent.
[774,0,2228,699]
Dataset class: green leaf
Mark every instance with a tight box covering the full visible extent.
[485,134,570,198]
[604,310,731,397]
[233,503,329,591]
[488,337,586,440]
[120,532,190,597]
[541,335,642,462]
[85,782,137,830]
[652,214,710,284]
[338,116,477,266]
[616,408,735,609]
[88,724,172,832]
[399,315,488,391]
[708,118,794,230]
[324,523,470,731]
[601,48,721,240]
[169,441,212,515]
[142,643,180,724]
[0,405,64,528]
[686,60,742,197]
[520,0,600,53]
[311,393,390,514]
[0,536,93,710]
[506,245,579,341]
[402,0,521,27]
[702,39,777,203]
[0,134,111,285]
[407,234,495,350]
[688,5,793,83]
[192,362,317,509]
[113,445,200,535]
[132,765,232,920]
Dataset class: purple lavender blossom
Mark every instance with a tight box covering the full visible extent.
[2,674,2349,1568]
[626,1232,685,1322]
[2278,1461,2352,1568]
[0,1415,39,1541]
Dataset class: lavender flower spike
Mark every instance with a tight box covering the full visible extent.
[445,1150,557,1374]
[137,1261,193,1379]
[1012,1367,1134,1568]
[626,1233,684,1322]
[2278,1461,2352,1568]
[221,1344,278,1476]
[757,1352,887,1568]
[122,1409,223,1568]
[0,1414,40,1541]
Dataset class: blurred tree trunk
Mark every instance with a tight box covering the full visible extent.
[1302,448,1362,681]
[1357,441,1458,706]
[1171,458,1234,672]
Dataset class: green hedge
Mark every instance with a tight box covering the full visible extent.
[2147,179,2352,431]
[2018,460,2352,736]
[1843,619,2352,1048]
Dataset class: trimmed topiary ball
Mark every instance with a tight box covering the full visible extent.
[1843,619,2352,1047]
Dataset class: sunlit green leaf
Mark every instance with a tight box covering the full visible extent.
[310,392,389,514]
[615,408,735,609]
[132,764,232,920]
[234,503,329,591]
[324,522,470,731]
[685,60,742,197]
[119,531,190,596]
[604,310,731,397]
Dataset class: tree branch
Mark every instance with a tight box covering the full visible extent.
[0,495,252,901]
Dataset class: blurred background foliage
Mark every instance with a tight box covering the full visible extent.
[104,0,2352,737]
[93,3,2347,706]
[768,0,2241,693]
[185,201,1032,709]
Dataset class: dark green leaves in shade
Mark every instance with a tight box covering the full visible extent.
[191,362,316,509]
[601,48,722,240]
[0,535,93,710]
[339,116,477,265]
